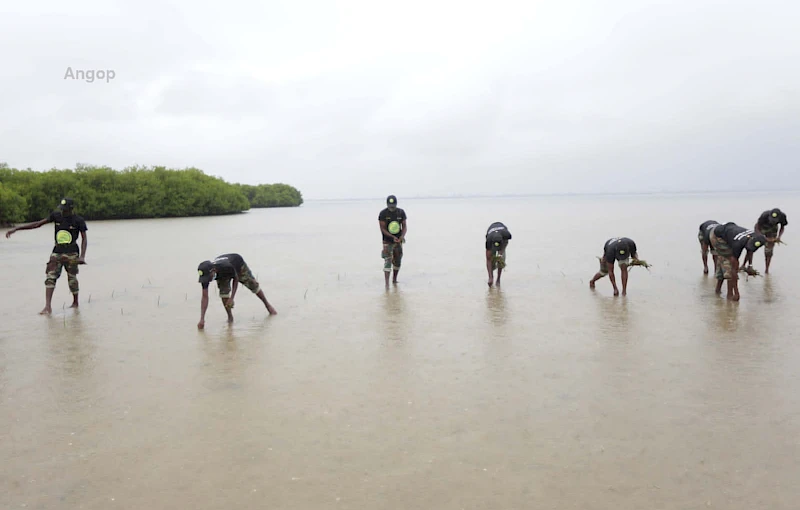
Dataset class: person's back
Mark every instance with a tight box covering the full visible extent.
[484,222,511,286]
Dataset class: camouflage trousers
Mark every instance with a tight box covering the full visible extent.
[698,232,717,256]
[46,252,80,294]
[382,242,403,272]
[709,232,735,281]
[762,226,779,256]
[217,262,261,298]
[598,256,630,276]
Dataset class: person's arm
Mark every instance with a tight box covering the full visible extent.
[5,217,49,237]
[630,241,638,260]
[78,230,88,263]
[778,224,786,240]
[230,276,239,303]
[198,287,209,328]
[399,219,407,241]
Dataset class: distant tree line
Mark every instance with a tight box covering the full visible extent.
[0,163,303,225]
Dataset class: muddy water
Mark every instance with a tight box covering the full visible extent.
[1,193,799,509]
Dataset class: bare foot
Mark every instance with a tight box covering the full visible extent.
[39,307,52,315]
[267,305,277,315]
[227,316,234,323]
[589,281,595,289]
[703,268,709,274]
[621,291,626,296]
[488,278,493,287]
[70,302,79,308]
[613,289,619,296]
[496,278,501,286]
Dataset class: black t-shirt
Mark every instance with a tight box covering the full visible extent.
[603,237,637,263]
[378,207,407,242]
[212,253,245,281]
[48,210,88,254]
[699,220,720,244]
[757,210,788,229]
[485,222,512,249]
[713,223,759,258]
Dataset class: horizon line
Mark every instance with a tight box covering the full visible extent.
[303,189,800,202]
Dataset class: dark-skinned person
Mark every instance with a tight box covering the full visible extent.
[743,208,788,274]
[5,197,88,315]
[709,222,767,301]
[485,221,512,287]
[589,237,640,296]
[698,220,721,275]
[196,253,277,329]
[377,195,407,287]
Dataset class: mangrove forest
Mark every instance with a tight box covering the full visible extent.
[0,163,303,224]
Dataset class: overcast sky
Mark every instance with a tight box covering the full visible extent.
[1,0,798,200]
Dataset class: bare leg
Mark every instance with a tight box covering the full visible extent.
[701,245,709,274]
[70,293,79,308]
[392,269,399,284]
[384,271,390,288]
[765,253,773,274]
[256,290,277,315]
[40,287,55,315]
[589,272,605,289]
[486,250,494,286]
[221,298,234,323]
[620,266,629,296]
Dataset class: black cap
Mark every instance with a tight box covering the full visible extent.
[748,233,768,252]
[386,195,397,206]
[58,197,74,210]
[197,260,213,284]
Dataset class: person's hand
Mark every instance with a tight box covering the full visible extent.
[5,229,16,239]
[77,257,86,264]
[225,298,234,309]
[197,320,205,330]
[393,236,400,243]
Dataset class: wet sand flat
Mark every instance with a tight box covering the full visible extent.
[2,193,799,509]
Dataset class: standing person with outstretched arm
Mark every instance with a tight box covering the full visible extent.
[5,198,88,314]
[378,195,407,287]
[485,222,512,287]
[744,208,788,274]
[197,253,276,329]
[709,222,767,301]
[698,220,721,275]
[589,237,639,296]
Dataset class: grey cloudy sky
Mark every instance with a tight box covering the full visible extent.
[1,0,798,200]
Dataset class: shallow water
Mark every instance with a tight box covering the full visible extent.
[1,192,799,509]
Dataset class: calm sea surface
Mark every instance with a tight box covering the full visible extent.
[1,192,799,509]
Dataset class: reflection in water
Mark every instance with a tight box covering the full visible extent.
[485,287,508,327]
[593,294,630,337]
[382,287,408,344]
[711,298,740,334]
[763,276,776,303]
[46,309,96,379]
